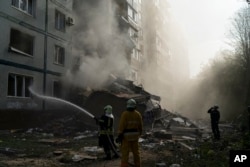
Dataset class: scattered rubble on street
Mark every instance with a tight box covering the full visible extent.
[1,78,250,166]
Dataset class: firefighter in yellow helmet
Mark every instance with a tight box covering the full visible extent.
[117,99,143,167]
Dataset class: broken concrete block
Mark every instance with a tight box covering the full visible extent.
[153,130,172,139]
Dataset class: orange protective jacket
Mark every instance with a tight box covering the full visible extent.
[118,110,143,141]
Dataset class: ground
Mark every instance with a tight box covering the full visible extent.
[0,129,171,167]
[1,109,250,167]
[1,127,250,167]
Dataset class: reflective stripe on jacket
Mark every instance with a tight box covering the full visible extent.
[98,114,114,135]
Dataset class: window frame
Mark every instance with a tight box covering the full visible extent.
[127,5,137,22]
[9,28,34,57]
[55,9,66,32]
[7,73,33,98]
[54,45,65,66]
[11,0,35,16]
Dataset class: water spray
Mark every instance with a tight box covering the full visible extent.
[29,87,95,119]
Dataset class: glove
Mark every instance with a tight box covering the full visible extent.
[115,134,123,143]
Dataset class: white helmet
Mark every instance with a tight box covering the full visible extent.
[104,105,114,118]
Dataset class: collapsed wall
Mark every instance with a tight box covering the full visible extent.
[83,90,147,130]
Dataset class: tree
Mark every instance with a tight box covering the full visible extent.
[230,7,250,106]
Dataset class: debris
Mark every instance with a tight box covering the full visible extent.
[170,164,181,167]
[153,130,172,139]
[178,142,194,151]
[181,136,196,141]
[38,138,69,145]
[73,135,87,140]
[139,138,145,143]
[72,154,97,162]
[83,146,103,154]
[156,162,167,167]
[53,150,63,156]
[0,147,20,155]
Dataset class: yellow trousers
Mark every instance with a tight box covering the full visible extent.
[120,139,141,167]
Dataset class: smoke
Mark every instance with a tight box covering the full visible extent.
[139,0,190,111]
[66,0,131,89]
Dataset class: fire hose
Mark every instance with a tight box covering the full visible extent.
[29,87,95,118]
[29,87,125,160]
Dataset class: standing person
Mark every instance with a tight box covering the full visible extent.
[94,105,119,160]
[117,99,143,167]
[207,105,220,140]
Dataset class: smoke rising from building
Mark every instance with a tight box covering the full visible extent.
[66,0,132,89]
[66,0,192,118]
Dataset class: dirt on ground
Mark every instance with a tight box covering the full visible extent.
[1,125,250,167]
[0,128,173,167]
[1,109,250,167]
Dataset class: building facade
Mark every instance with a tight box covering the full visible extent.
[123,0,143,85]
[0,0,74,110]
[140,0,174,108]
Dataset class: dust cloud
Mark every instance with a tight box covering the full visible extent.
[66,0,131,89]
[63,0,240,121]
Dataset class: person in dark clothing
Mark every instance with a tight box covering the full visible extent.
[208,105,220,140]
[94,105,119,160]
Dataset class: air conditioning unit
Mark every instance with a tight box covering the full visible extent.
[66,17,74,26]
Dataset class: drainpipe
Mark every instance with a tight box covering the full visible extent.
[43,0,48,110]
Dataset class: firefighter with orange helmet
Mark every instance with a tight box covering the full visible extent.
[117,99,143,167]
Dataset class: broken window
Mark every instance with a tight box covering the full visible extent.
[8,73,33,97]
[9,28,34,56]
[55,10,66,31]
[54,45,65,65]
[11,0,35,16]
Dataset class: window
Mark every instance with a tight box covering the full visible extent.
[8,73,33,97]
[12,0,35,15]
[55,10,66,31]
[127,0,137,7]
[54,45,65,65]
[132,48,140,61]
[9,29,34,56]
[128,27,138,42]
[128,6,137,22]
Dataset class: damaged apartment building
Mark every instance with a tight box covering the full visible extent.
[0,0,189,126]
[0,0,74,110]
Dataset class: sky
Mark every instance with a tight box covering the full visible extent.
[168,0,248,77]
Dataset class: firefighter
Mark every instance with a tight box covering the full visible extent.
[207,105,220,140]
[95,105,119,160]
[117,99,143,167]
